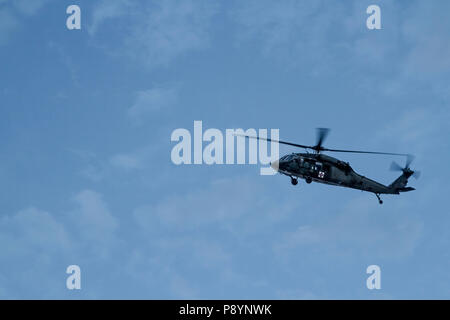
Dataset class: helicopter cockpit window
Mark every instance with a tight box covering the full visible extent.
[337,160,353,172]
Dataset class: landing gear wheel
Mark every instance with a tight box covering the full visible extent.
[305,177,312,184]
[375,193,383,205]
[291,177,298,185]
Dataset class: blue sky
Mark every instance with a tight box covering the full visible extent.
[0,0,449,299]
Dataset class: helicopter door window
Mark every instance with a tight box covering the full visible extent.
[303,161,311,169]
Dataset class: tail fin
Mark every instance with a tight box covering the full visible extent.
[389,170,417,193]
[389,173,412,191]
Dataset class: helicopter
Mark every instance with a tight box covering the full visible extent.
[239,128,420,204]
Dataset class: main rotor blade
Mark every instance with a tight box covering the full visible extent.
[233,134,312,149]
[322,148,409,157]
[316,128,330,150]
[234,134,410,157]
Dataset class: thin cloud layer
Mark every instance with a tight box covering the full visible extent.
[0,190,119,298]
[128,86,178,125]
[90,0,218,68]
[275,197,424,260]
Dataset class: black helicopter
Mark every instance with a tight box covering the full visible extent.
[241,128,420,204]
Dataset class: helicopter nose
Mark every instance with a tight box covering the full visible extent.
[270,160,279,171]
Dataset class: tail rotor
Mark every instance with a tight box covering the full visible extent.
[390,154,420,179]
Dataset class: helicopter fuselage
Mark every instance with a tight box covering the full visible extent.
[272,153,405,195]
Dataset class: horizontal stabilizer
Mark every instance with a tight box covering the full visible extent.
[397,187,415,192]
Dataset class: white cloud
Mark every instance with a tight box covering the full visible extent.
[233,0,450,93]
[11,0,52,16]
[0,0,53,45]
[130,175,297,297]
[233,0,350,70]
[69,190,119,255]
[68,148,106,182]
[0,207,70,258]
[0,207,71,298]
[110,153,142,170]
[128,0,217,68]
[128,86,177,124]
[70,145,163,182]
[89,0,134,35]
[133,176,294,234]
[275,196,424,260]
[90,0,218,68]
[400,1,450,77]
[375,107,450,156]
[0,189,119,297]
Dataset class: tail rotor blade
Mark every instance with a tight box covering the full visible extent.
[405,154,415,169]
[413,171,421,179]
